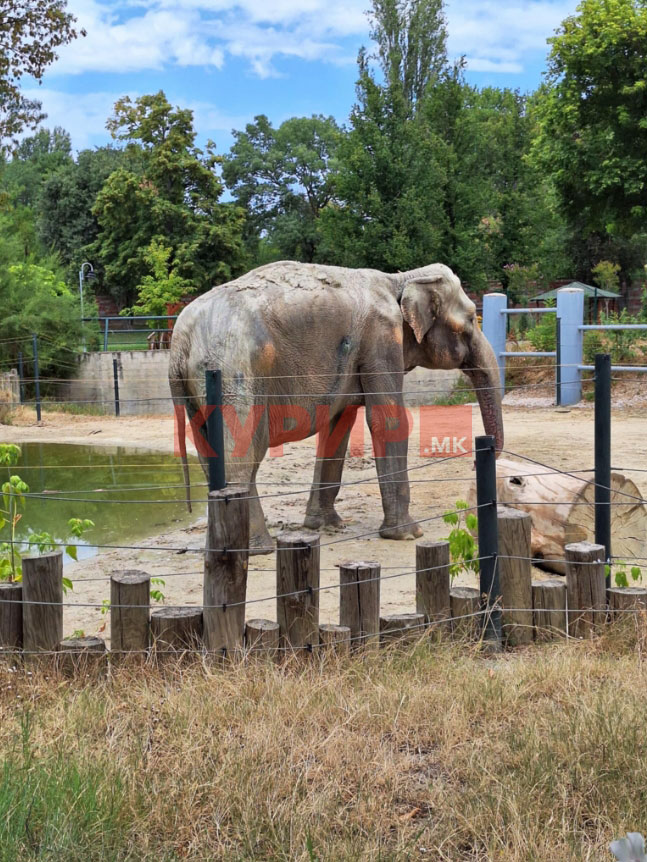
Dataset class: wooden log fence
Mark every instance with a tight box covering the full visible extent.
[0,464,644,666]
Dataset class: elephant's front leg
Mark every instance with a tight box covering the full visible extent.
[304,408,357,530]
[362,372,422,541]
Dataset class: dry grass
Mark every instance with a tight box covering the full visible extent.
[1,627,647,860]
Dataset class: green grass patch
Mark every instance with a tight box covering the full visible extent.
[0,711,131,862]
[106,331,151,351]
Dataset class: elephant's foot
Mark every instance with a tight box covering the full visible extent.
[249,531,274,555]
[303,509,345,530]
[379,518,424,540]
[249,516,274,555]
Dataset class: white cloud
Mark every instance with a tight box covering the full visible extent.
[447,0,574,74]
[23,87,250,151]
[52,0,225,74]
[46,0,575,80]
[21,88,124,149]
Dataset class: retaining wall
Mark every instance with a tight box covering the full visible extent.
[63,350,462,416]
[65,351,172,416]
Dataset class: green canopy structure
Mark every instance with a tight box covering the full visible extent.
[531,281,620,302]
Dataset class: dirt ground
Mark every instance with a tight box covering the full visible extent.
[6,396,647,642]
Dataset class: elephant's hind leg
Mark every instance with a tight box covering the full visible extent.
[304,409,357,530]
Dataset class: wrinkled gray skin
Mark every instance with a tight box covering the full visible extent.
[169,261,503,552]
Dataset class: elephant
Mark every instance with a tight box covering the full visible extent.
[169,260,503,552]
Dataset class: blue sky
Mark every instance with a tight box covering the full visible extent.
[25,0,579,154]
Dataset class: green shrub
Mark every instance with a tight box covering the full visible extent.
[528,312,556,351]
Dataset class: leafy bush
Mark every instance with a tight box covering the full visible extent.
[583,330,605,365]
[528,311,556,351]
[601,308,643,363]
[443,500,479,580]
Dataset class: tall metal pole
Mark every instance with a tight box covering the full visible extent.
[32,334,41,423]
[78,261,93,353]
[594,353,611,585]
[17,351,25,404]
[112,357,120,417]
[205,370,226,491]
[78,267,85,353]
[475,434,501,650]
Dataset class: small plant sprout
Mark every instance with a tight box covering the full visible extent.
[150,577,166,603]
[100,578,165,614]
[0,443,95,592]
[442,500,479,581]
[606,561,643,588]
[610,832,647,861]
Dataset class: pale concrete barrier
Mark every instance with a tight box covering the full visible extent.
[64,351,171,416]
[62,352,463,416]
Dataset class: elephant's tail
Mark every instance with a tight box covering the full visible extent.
[169,369,192,514]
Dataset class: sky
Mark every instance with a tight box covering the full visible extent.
[25,0,579,154]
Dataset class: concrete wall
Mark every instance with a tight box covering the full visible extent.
[1,370,19,404]
[65,351,172,415]
[63,350,463,416]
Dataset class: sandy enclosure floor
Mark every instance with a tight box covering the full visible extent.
[6,401,647,642]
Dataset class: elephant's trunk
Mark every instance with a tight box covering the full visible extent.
[463,328,504,453]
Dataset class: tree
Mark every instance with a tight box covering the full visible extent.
[431,86,569,291]
[0,208,87,377]
[0,0,82,148]
[90,91,246,306]
[319,0,452,272]
[123,239,194,318]
[222,114,341,263]
[38,145,128,273]
[368,0,448,109]
[1,127,72,207]
[532,0,647,273]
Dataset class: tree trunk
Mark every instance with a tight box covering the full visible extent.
[473,458,646,575]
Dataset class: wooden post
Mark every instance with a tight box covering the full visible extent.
[204,487,250,656]
[57,636,106,675]
[415,540,450,636]
[22,551,63,653]
[276,531,320,650]
[318,624,350,655]
[497,506,533,646]
[339,560,380,647]
[380,613,425,645]
[608,587,647,620]
[110,570,150,654]
[532,580,567,640]
[0,582,23,651]
[245,619,280,660]
[565,541,606,638]
[151,607,203,654]
[450,586,480,640]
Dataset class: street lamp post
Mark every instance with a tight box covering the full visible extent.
[78,261,94,352]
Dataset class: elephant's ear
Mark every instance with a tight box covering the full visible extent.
[400,276,444,344]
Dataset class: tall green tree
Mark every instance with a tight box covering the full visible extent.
[90,91,246,306]
[427,85,569,291]
[38,145,128,274]
[0,0,82,148]
[319,0,452,272]
[222,114,341,263]
[0,126,73,261]
[532,0,647,276]
[0,206,87,376]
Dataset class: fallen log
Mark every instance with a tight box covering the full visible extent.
[470,458,646,575]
